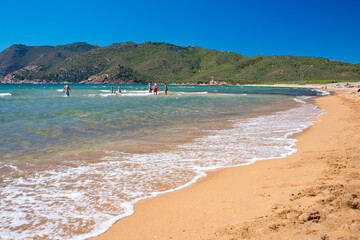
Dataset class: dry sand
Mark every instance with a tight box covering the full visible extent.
[92,85,360,240]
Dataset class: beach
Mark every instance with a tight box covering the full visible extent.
[0,84,359,239]
[92,86,360,239]
[1,84,327,239]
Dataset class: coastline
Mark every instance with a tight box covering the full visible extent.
[91,85,360,240]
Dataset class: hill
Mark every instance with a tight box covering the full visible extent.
[1,41,360,84]
[0,42,99,80]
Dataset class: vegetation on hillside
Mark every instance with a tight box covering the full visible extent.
[0,42,99,77]
[1,41,360,84]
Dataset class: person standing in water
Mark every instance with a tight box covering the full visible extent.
[148,83,152,93]
[118,85,122,93]
[153,83,159,95]
[63,83,71,96]
[164,83,168,95]
[111,86,114,93]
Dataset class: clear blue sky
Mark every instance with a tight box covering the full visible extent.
[1,0,359,63]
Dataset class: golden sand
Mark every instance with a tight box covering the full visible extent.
[92,85,360,240]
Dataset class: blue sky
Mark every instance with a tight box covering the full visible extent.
[0,0,359,63]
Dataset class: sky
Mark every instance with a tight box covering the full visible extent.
[0,0,359,63]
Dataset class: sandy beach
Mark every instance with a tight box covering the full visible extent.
[92,85,360,240]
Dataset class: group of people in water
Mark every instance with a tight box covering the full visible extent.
[110,82,168,95]
[63,83,168,96]
[110,85,121,94]
[148,82,168,95]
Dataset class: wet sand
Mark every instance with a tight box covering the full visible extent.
[92,85,360,240]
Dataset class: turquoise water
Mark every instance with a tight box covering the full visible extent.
[0,84,319,161]
[0,84,324,239]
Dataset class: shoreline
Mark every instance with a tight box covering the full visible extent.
[1,81,358,85]
[91,86,360,240]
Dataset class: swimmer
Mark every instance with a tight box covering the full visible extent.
[153,82,159,95]
[63,83,71,96]
[164,83,168,95]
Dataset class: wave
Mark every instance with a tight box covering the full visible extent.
[177,91,208,95]
[87,93,117,97]
[120,93,151,97]
[87,92,151,97]
[312,89,330,96]
[293,96,313,104]
[0,102,324,239]
[0,93,12,97]
[127,90,148,93]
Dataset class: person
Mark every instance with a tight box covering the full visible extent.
[118,85,122,93]
[153,83,159,95]
[111,86,114,93]
[164,83,168,95]
[148,83,152,93]
[63,83,71,96]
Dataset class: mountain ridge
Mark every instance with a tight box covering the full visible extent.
[0,42,99,80]
[1,41,359,84]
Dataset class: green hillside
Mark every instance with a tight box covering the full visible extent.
[2,41,360,84]
[0,42,98,78]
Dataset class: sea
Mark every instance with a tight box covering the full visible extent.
[0,84,327,239]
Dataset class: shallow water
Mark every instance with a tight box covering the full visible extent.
[0,84,325,239]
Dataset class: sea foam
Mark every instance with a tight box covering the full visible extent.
[0,100,324,240]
